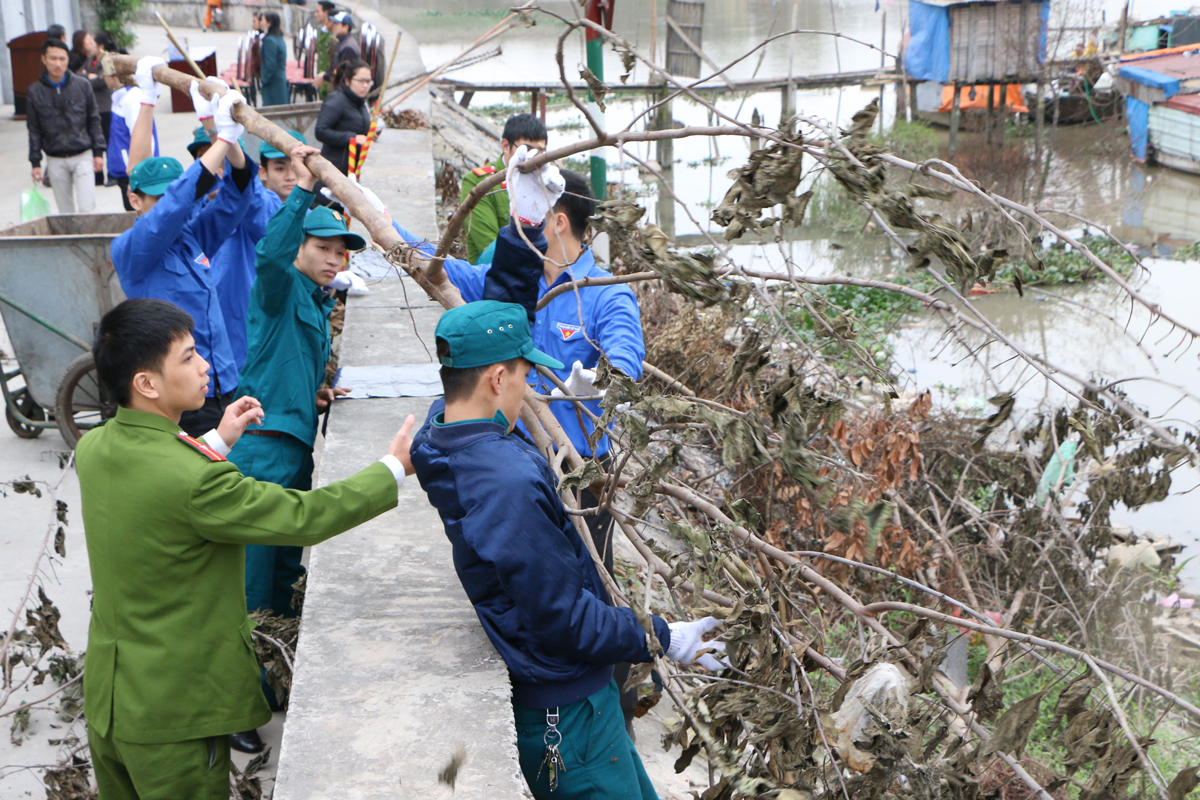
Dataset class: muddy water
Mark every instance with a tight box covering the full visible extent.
[382,0,1200,586]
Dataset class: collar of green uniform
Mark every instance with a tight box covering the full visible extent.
[432,409,510,429]
[115,405,188,434]
[492,154,505,173]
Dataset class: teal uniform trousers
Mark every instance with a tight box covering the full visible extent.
[514,680,657,800]
[229,431,312,617]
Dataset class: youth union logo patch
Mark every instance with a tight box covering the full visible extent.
[556,322,582,341]
[194,253,210,268]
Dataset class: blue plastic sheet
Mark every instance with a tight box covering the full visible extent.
[905,0,950,83]
[1119,64,1182,98]
[1126,95,1150,160]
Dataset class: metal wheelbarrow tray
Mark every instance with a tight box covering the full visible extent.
[0,212,133,447]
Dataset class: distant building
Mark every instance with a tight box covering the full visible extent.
[1,0,83,107]
[906,0,1050,85]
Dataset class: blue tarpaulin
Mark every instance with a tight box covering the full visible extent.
[1127,95,1150,160]
[1118,64,1182,98]
[906,0,950,82]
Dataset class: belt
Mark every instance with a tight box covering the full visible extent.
[245,429,284,437]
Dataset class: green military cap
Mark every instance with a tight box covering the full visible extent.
[303,206,366,250]
[187,126,213,157]
[129,156,184,196]
[435,300,564,370]
[258,130,306,161]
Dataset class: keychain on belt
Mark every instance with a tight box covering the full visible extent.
[537,707,566,791]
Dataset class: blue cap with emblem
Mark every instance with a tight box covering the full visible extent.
[129,156,184,196]
[434,300,564,370]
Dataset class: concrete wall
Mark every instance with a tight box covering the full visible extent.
[1,0,81,104]
[272,15,527,800]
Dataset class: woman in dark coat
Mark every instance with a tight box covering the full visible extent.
[72,30,112,185]
[314,59,373,175]
[259,12,290,107]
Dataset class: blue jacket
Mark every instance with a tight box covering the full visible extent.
[411,400,671,709]
[208,178,282,372]
[392,220,645,457]
[106,87,159,179]
[112,160,254,398]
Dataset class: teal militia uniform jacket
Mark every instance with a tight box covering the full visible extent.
[76,406,399,743]
[235,185,333,448]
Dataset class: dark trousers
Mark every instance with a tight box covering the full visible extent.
[95,112,111,185]
[579,454,638,730]
[178,391,234,439]
[115,176,134,212]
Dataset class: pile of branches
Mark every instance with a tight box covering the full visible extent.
[399,8,1200,799]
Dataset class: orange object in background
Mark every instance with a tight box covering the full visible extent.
[204,0,223,31]
[937,84,1029,114]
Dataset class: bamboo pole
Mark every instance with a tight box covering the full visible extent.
[155,12,207,80]
[104,54,462,309]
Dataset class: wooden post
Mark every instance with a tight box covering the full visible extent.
[986,83,996,145]
[1034,76,1046,162]
[878,10,887,136]
[655,87,675,239]
[948,82,963,158]
[909,81,918,123]
[996,81,1008,142]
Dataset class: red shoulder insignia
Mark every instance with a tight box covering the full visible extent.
[177,432,227,462]
[501,181,507,189]
[472,165,497,176]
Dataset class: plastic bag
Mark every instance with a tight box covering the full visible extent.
[831,662,909,773]
[20,183,50,222]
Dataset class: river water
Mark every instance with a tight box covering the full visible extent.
[380,0,1200,587]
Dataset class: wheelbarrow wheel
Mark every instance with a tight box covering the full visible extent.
[56,353,116,449]
[5,386,45,439]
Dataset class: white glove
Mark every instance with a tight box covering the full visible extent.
[135,57,165,105]
[214,91,247,145]
[506,144,565,226]
[329,270,369,295]
[347,173,386,215]
[188,77,227,120]
[667,616,730,671]
[550,360,601,399]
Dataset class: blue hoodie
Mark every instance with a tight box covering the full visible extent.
[411,401,671,709]
[391,220,645,458]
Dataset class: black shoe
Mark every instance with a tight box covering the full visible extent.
[230,729,266,753]
[104,176,118,187]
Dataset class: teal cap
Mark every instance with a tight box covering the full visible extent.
[129,156,184,196]
[187,126,212,157]
[259,130,306,161]
[187,126,246,158]
[303,206,366,250]
[434,300,564,370]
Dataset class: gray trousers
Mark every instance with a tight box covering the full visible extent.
[46,151,96,214]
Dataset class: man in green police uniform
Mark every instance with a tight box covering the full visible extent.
[459,113,547,264]
[77,297,415,799]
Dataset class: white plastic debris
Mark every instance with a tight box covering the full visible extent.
[830,662,909,773]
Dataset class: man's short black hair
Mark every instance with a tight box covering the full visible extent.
[553,170,595,241]
[46,24,66,40]
[94,299,194,406]
[317,1,336,9]
[43,38,69,55]
[502,114,548,146]
[436,337,521,404]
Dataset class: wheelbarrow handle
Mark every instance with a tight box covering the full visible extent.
[0,289,91,351]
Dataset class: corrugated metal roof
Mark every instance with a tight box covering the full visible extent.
[1164,92,1200,115]
[1121,50,1200,81]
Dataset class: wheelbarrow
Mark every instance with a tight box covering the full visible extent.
[0,212,133,448]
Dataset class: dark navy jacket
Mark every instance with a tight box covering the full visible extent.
[412,402,671,708]
[391,219,645,457]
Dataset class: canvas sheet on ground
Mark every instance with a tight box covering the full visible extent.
[333,364,443,398]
